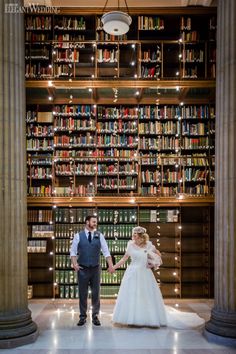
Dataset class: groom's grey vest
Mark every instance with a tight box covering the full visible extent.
[77,230,101,267]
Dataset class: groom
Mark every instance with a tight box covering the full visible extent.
[70,215,114,326]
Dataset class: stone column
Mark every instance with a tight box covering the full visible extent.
[0,0,38,349]
[204,0,236,346]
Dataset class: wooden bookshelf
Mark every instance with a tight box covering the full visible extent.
[25,7,216,299]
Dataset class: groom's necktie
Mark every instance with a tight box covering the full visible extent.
[88,231,92,243]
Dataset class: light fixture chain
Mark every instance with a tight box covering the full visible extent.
[102,0,109,14]
[124,0,130,14]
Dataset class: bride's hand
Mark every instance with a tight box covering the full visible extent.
[108,265,115,273]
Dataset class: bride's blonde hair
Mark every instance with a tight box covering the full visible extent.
[132,226,149,246]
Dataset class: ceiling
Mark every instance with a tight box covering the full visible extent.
[24,0,216,7]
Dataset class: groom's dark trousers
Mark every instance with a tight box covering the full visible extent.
[78,265,100,320]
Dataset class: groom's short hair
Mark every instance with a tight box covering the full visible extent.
[85,215,97,223]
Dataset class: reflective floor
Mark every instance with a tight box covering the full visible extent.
[1,299,236,354]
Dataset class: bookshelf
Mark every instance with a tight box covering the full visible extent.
[26,103,215,198]
[25,7,216,299]
[27,208,54,297]
[25,11,216,80]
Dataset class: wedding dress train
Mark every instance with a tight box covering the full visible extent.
[112,241,205,329]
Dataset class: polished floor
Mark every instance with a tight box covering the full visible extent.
[0,299,236,354]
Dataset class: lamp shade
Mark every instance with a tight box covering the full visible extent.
[101,11,132,35]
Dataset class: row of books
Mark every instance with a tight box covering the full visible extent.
[97,177,137,190]
[58,285,79,299]
[54,105,96,116]
[55,270,77,284]
[139,121,180,135]
[98,107,138,120]
[180,17,192,31]
[54,17,86,31]
[182,67,198,79]
[106,240,129,253]
[55,224,81,238]
[182,137,209,149]
[98,224,136,238]
[27,240,47,253]
[26,124,53,137]
[185,184,209,195]
[101,270,125,284]
[28,209,53,222]
[163,171,183,183]
[139,209,179,223]
[100,286,120,298]
[55,239,72,253]
[54,117,96,130]
[98,209,137,223]
[113,255,131,267]
[54,164,95,176]
[184,169,208,181]
[55,255,72,269]
[181,31,199,42]
[27,138,53,151]
[53,49,79,62]
[142,186,161,195]
[55,208,95,223]
[25,32,50,42]
[54,134,96,146]
[139,137,180,150]
[142,170,161,184]
[96,120,137,133]
[182,49,204,63]
[138,105,214,120]
[25,48,50,60]
[28,153,212,166]
[97,135,138,147]
[25,16,52,30]
[97,163,138,175]
[27,119,210,137]
[138,16,164,30]
[97,49,118,63]
[28,185,52,197]
[54,34,85,47]
[141,65,160,78]
[25,63,52,79]
[31,225,54,238]
[182,122,208,135]
[54,185,94,196]
[141,48,161,62]
[29,167,52,179]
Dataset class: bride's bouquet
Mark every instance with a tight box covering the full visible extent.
[147,251,162,270]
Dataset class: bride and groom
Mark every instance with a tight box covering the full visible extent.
[70,215,204,329]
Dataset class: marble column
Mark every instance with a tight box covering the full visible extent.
[204,0,236,346]
[0,0,38,349]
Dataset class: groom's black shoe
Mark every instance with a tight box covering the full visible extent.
[77,318,86,326]
[92,316,101,326]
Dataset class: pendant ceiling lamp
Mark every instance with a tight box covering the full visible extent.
[101,0,132,36]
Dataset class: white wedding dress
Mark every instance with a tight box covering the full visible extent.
[112,241,205,329]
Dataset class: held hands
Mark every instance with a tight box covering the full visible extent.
[108,265,115,274]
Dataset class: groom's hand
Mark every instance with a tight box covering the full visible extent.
[108,266,115,273]
[72,263,80,271]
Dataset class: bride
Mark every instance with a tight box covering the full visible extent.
[112,226,205,329]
